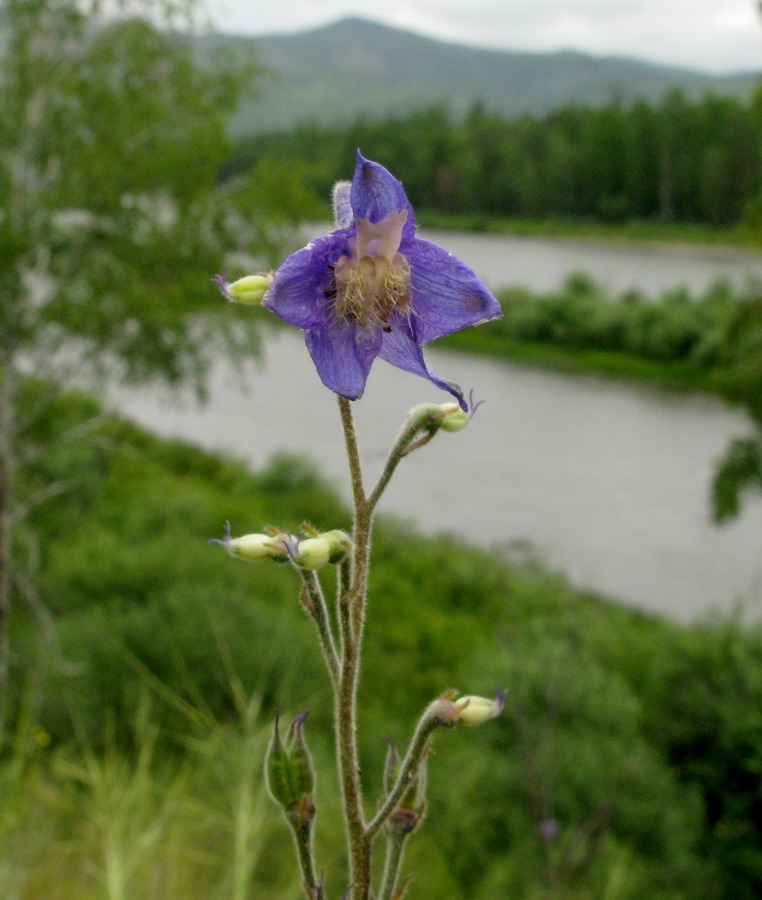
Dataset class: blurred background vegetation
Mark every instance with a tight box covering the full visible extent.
[2,1,762,898]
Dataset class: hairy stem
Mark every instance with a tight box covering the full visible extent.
[336,396,372,898]
[378,831,409,900]
[367,417,432,513]
[338,397,366,517]
[288,816,318,900]
[367,714,440,840]
[337,557,352,658]
[299,570,339,688]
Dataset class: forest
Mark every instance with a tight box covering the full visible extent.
[225,92,761,227]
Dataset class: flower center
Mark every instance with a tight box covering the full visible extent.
[332,211,412,331]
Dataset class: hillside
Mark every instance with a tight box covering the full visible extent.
[226,16,760,133]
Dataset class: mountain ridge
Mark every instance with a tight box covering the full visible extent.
[219,17,760,134]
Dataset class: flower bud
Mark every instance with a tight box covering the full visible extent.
[265,711,316,813]
[454,691,506,726]
[213,272,274,305]
[293,537,331,570]
[287,711,315,799]
[425,689,506,727]
[320,529,352,563]
[266,713,294,809]
[209,522,289,563]
[229,533,286,562]
[383,736,401,796]
[438,403,469,432]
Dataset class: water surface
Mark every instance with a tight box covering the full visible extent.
[413,229,762,295]
[109,330,762,622]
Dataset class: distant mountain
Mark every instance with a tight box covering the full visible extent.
[224,17,760,134]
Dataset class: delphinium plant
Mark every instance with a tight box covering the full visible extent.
[212,152,505,900]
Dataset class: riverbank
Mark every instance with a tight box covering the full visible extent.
[417,211,762,253]
[6,387,762,899]
[440,275,758,402]
[442,327,720,393]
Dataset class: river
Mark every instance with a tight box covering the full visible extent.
[407,229,762,295]
[108,231,762,622]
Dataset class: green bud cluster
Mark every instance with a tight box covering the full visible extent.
[266,711,316,824]
[213,523,351,570]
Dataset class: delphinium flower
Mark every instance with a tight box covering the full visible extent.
[263,151,501,410]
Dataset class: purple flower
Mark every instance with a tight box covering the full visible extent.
[263,151,501,410]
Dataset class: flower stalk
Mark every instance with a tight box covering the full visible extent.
[216,153,505,900]
[367,710,440,840]
[378,831,409,900]
[336,396,373,898]
[298,570,339,689]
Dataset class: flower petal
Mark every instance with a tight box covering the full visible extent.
[305,320,382,400]
[264,233,347,329]
[405,238,502,343]
[332,181,353,228]
[350,151,416,240]
[379,322,467,410]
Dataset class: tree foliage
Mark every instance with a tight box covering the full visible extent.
[0,0,266,389]
[226,92,761,227]
[0,0,317,721]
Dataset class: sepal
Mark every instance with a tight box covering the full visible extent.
[265,711,316,813]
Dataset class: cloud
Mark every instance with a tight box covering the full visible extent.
[394,0,762,71]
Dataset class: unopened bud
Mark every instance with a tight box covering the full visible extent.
[294,537,331,570]
[266,713,293,808]
[230,533,287,562]
[321,529,352,563]
[288,711,315,799]
[407,398,478,437]
[265,711,316,813]
[209,522,289,562]
[425,689,506,727]
[383,737,401,796]
[454,691,506,726]
[213,272,274,305]
[438,403,469,432]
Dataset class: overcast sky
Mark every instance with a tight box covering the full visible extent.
[208,0,761,73]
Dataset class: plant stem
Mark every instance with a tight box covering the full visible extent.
[367,714,439,840]
[336,396,372,898]
[338,397,366,518]
[337,557,352,658]
[367,417,433,513]
[378,831,409,900]
[287,815,318,900]
[299,570,339,688]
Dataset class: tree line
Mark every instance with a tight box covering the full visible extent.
[226,91,762,227]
